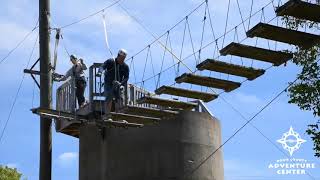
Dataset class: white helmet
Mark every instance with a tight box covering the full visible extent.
[118,49,127,57]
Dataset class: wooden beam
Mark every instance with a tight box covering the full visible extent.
[276,0,320,23]
[197,59,265,80]
[175,73,241,92]
[137,96,198,110]
[220,42,293,66]
[155,85,218,102]
[247,23,320,49]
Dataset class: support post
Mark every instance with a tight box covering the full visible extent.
[39,0,52,179]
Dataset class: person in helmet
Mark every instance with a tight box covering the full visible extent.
[97,49,130,114]
[57,55,88,108]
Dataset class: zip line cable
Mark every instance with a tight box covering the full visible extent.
[0,34,39,144]
[0,22,39,65]
[59,0,122,29]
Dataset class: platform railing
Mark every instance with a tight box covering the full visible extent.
[89,63,104,103]
[56,77,76,113]
[88,63,155,109]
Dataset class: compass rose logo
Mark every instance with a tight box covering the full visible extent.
[277,126,306,156]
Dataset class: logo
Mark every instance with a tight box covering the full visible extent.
[268,126,316,175]
[277,126,306,156]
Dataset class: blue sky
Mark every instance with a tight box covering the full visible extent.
[0,0,320,179]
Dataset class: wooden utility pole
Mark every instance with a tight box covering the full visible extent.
[39,0,52,179]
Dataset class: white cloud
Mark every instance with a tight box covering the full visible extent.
[57,152,78,168]
[234,92,262,104]
[5,163,18,169]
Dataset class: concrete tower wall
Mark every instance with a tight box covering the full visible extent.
[79,111,224,180]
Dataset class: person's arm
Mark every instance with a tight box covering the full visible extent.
[59,67,73,81]
[80,59,87,70]
[120,65,130,85]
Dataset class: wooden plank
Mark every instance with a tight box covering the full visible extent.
[137,96,198,110]
[175,73,241,92]
[155,85,218,102]
[108,112,160,125]
[247,23,320,49]
[31,108,87,122]
[197,59,265,80]
[220,42,293,66]
[121,105,178,118]
[276,0,320,23]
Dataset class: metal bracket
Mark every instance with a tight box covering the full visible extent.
[24,58,63,89]
[24,58,40,88]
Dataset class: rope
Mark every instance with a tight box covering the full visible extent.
[60,33,71,57]
[222,0,231,48]
[156,33,170,89]
[247,0,255,30]
[59,0,122,29]
[141,46,151,89]
[261,8,271,50]
[52,28,61,71]
[0,21,39,65]
[102,11,115,57]
[206,1,217,46]
[234,27,244,66]
[236,0,247,33]
[199,4,207,65]
[148,48,158,88]
[129,57,137,85]
[178,20,188,78]
[0,34,39,144]
[168,34,179,79]
[186,17,198,67]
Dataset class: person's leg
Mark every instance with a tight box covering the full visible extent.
[76,80,85,107]
[75,80,82,107]
[79,80,86,106]
[104,84,113,114]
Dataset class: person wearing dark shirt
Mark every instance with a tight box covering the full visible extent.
[97,49,129,114]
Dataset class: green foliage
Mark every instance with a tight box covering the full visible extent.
[0,166,22,180]
[306,124,320,157]
[282,15,320,157]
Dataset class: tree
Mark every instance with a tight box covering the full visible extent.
[0,166,22,180]
[281,7,320,157]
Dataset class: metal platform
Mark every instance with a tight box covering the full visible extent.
[220,42,293,66]
[155,85,218,102]
[276,0,320,23]
[247,23,320,49]
[197,59,265,80]
[120,105,179,119]
[175,73,241,92]
[31,108,146,137]
[137,96,198,110]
